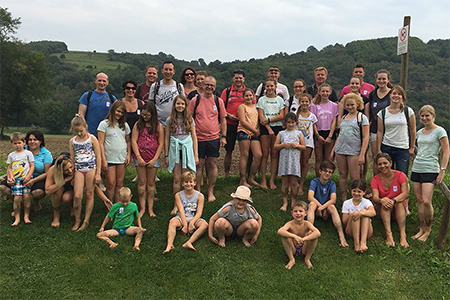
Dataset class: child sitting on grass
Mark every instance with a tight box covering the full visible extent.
[208,185,262,247]
[342,180,376,253]
[97,187,146,250]
[277,201,320,269]
[164,171,208,253]
[307,160,348,247]
[7,132,35,226]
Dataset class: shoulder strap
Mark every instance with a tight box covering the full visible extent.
[381,108,386,135]
[225,87,231,108]
[258,82,265,97]
[404,106,410,141]
[107,92,115,103]
[288,95,294,111]
[87,91,93,105]
[136,84,142,99]
[176,81,183,95]
[192,95,201,119]
[154,81,161,97]
[215,95,221,124]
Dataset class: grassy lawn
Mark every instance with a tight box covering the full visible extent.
[52,51,131,70]
[0,169,449,299]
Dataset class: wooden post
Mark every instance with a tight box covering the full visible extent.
[436,182,450,250]
[400,16,411,91]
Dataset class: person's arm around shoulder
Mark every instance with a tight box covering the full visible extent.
[189,192,205,234]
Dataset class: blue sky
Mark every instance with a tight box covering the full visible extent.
[3,0,449,62]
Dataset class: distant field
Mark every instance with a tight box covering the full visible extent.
[52,51,131,70]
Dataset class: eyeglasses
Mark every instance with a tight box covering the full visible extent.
[185,73,195,77]
[204,83,215,87]
[141,113,151,118]
[294,85,305,88]
[124,86,136,90]
[269,69,280,73]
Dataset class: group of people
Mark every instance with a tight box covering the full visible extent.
[1,62,448,269]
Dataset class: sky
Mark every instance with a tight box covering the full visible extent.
[3,0,449,63]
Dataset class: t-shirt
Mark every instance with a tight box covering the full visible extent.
[218,201,259,229]
[78,90,117,137]
[256,96,285,127]
[297,112,318,148]
[306,84,339,102]
[368,89,390,134]
[188,95,226,142]
[377,107,414,149]
[286,96,301,114]
[97,120,131,163]
[342,198,373,213]
[340,82,375,98]
[412,126,448,173]
[136,82,151,101]
[371,170,407,199]
[221,85,246,125]
[334,114,369,155]
[166,116,195,140]
[310,101,338,131]
[107,201,139,229]
[27,147,52,178]
[7,150,34,179]
[309,177,336,205]
[149,80,185,127]
[256,82,290,101]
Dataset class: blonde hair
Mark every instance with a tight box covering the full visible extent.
[10,132,25,143]
[419,105,436,117]
[119,187,132,200]
[292,201,307,211]
[313,83,332,104]
[70,114,87,133]
[53,154,74,186]
[314,66,328,75]
[181,171,196,183]
[341,93,364,111]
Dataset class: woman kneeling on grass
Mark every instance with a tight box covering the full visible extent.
[45,153,75,227]
[208,186,262,247]
[371,153,409,247]
[342,180,376,253]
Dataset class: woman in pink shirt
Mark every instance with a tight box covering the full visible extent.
[371,153,409,248]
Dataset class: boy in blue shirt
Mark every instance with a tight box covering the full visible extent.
[97,187,146,250]
[307,161,348,247]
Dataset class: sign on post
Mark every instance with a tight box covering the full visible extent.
[397,25,409,55]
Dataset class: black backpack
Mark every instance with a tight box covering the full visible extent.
[192,95,221,124]
[153,81,183,98]
[85,90,116,119]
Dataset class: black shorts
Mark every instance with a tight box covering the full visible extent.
[198,138,220,159]
[63,180,74,192]
[225,123,238,152]
[411,172,438,184]
[1,178,45,192]
[260,125,283,136]
[317,130,337,140]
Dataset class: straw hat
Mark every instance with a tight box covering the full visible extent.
[230,186,253,203]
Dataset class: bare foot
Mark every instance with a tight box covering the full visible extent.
[354,244,361,253]
[248,179,260,187]
[163,245,175,253]
[208,193,216,202]
[385,234,396,247]
[133,246,141,251]
[400,238,410,248]
[280,204,288,211]
[242,238,252,247]
[340,239,349,247]
[148,212,157,218]
[24,218,32,224]
[260,183,268,189]
[170,207,178,215]
[270,182,277,190]
[411,229,424,240]
[11,220,20,227]
[218,237,226,247]
[242,182,252,188]
[417,231,430,242]
[285,259,296,270]
[304,259,314,269]
[77,221,89,231]
[182,242,196,251]
[109,242,119,249]
[51,220,60,227]
[71,221,81,231]
[360,244,368,252]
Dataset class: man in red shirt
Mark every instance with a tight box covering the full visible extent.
[221,70,247,176]
[189,76,227,202]
[339,64,375,98]
[135,65,158,101]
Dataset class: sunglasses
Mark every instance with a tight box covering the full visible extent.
[185,73,195,77]
[294,85,305,88]
[124,86,136,90]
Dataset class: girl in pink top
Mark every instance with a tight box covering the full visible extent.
[310,84,338,176]
[371,153,409,248]
[131,102,164,217]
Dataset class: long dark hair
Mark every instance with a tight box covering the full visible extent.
[137,102,158,134]
[180,67,196,85]
[25,130,45,148]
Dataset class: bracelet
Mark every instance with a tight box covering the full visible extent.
[440,167,446,172]
[268,118,271,123]
[391,198,397,204]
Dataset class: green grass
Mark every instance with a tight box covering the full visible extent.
[52,51,131,70]
[1,171,449,299]
[3,126,72,139]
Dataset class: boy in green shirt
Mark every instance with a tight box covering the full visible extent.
[97,187,146,250]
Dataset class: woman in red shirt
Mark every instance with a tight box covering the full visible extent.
[371,153,409,248]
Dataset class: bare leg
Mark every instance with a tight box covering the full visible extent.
[31,189,45,211]
[196,159,205,191]
[303,238,318,268]
[170,164,183,215]
[136,165,147,217]
[214,218,233,247]
[206,157,218,202]
[418,183,434,242]
[125,226,146,251]
[96,229,120,248]
[237,219,259,247]
[72,171,85,231]
[380,206,395,246]
[78,170,96,231]
[183,220,208,251]
[307,202,318,224]
[51,188,64,227]
[394,203,409,247]
[248,140,262,186]
[23,194,32,224]
[224,150,233,177]
[280,176,289,211]
[299,147,312,195]
[314,141,324,177]
[146,167,158,217]
[336,154,349,201]
[360,216,372,252]
[370,140,378,175]
[11,195,22,226]
[105,165,116,203]
[164,218,181,253]
[114,164,126,204]
[289,176,299,207]
[238,140,252,187]
[281,237,296,269]
[259,135,271,189]
[348,218,361,252]
[269,135,278,189]
[328,205,348,247]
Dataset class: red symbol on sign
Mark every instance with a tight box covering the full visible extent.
[400,28,407,41]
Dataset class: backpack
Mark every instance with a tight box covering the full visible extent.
[381,106,411,141]
[224,87,231,108]
[342,112,364,142]
[288,95,296,112]
[153,80,183,98]
[192,95,221,124]
[85,90,115,119]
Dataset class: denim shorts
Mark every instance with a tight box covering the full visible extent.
[237,131,259,141]
[381,144,410,176]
